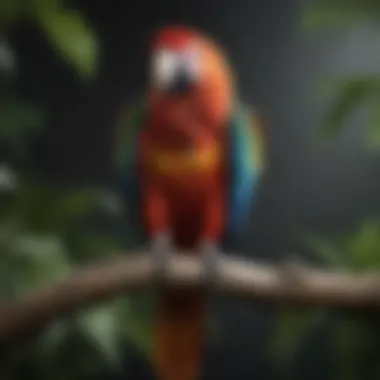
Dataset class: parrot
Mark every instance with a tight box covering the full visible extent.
[114,25,267,380]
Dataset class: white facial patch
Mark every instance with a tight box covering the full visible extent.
[151,47,201,88]
[151,49,180,87]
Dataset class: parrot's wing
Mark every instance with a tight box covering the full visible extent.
[250,109,267,170]
[113,99,148,243]
[114,99,147,195]
[114,100,146,176]
[226,103,266,237]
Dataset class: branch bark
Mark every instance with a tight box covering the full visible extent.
[1,252,380,348]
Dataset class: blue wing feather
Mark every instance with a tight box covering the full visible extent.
[225,103,265,241]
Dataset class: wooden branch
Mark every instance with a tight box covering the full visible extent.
[1,252,380,348]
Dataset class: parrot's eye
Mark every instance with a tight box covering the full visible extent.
[151,50,179,87]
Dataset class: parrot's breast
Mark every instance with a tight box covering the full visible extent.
[147,144,225,247]
[149,144,221,177]
[148,144,223,199]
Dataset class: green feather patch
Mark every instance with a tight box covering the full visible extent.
[114,100,146,174]
[249,109,267,170]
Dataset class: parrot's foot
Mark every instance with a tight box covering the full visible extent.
[199,241,221,289]
[149,231,174,283]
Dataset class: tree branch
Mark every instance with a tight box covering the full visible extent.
[1,252,380,348]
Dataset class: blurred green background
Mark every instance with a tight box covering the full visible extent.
[272,2,380,380]
[1,0,380,379]
[0,1,154,379]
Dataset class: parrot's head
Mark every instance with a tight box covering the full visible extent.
[148,25,234,147]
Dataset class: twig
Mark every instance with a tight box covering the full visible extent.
[1,252,380,348]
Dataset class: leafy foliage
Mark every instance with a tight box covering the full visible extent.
[302,0,380,149]
[0,95,44,144]
[302,0,380,30]
[0,1,152,379]
[331,316,379,380]
[271,9,380,377]
[316,76,380,144]
[36,6,98,79]
[0,177,155,378]
[275,0,380,350]
[271,221,380,379]
[269,307,326,372]
[0,0,98,79]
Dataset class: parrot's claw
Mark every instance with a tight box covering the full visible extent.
[199,241,221,289]
[149,231,174,283]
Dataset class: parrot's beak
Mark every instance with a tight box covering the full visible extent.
[165,68,194,95]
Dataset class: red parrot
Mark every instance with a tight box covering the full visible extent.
[115,25,266,380]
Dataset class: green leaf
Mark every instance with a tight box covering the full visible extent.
[302,221,380,274]
[344,221,380,271]
[9,234,72,291]
[37,319,71,358]
[123,311,153,356]
[55,188,105,222]
[68,234,120,262]
[269,308,326,371]
[302,0,380,30]
[120,293,154,356]
[303,6,358,30]
[36,7,98,79]
[332,317,375,380]
[318,76,380,139]
[0,97,44,139]
[126,297,154,354]
[0,232,72,298]
[8,182,104,234]
[77,303,121,366]
[0,95,43,158]
[302,233,346,268]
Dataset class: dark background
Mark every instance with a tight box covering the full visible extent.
[8,0,380,378]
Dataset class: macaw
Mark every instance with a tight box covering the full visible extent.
[114,25,267,380]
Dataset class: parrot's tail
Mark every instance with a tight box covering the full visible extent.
[154,288,207,380]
